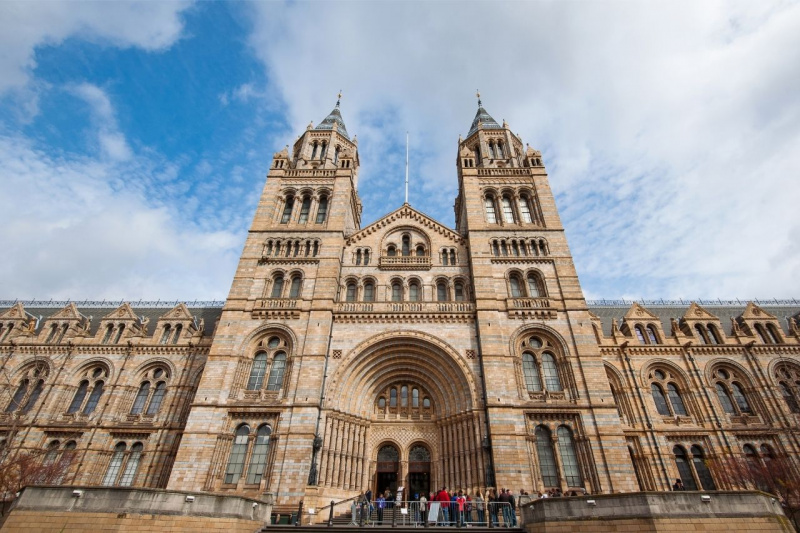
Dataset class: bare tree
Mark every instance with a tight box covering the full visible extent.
[708,451,800,531]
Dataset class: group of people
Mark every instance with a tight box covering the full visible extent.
[351,489,397,525]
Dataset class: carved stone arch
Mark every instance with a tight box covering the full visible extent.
[71,357,114,381]
[605,363,634,424]
[407,440,435,462]
[382,225,432,255]
[189,364,206,388]
[360,275,378,287]
[640,358,692,389]
[508,323,573,360]
[280,186,299,196]
[767,358,800,385]
[704,357,756,387]
[131,357,178,381]
[236,323,299,358]
[481,186,500,198]
[374,439,403,461]
[297,187,314,197]
[11,356,54,379]
[328,330,478,418]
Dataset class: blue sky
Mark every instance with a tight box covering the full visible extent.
[1,1,799,301]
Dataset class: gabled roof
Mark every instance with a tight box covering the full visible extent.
[346,204,464,245]
[315,99,349,140]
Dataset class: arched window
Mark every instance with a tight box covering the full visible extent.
[715,383,735,414]
[535,426,558,486]
[170,324,180,344]
[673,446,698,490]
[246,424,272,484]
[412,388,419,407]
[247,352,268,390]
[423,398,431,408]
[541,353,562,391]
[695,324,710,344]
[488,141,495,159]
[5,379,29,413]
[266,352,286,391]
[635,325,647,344]
[707,324,721,344]
[102,324,114,344]
[501,196,514,223]
[667,383,687,416]
[334,146,340,164]
[522,352,542,392]
[378,397,386,409]
[767,324,782,344]
[454,282,464,302]
[497,141,505,158]
[297,197,310,224]
[310,142,318,159]
[390,388,397,407]
[46,324,58,344]
[416,245,425,257]
[651,383,670,416]
[485,196,497,223]
[102,443,127,486]
[270,275,284,298]
[780,381,800,413]
[755,324,771,344]
[131,382,151,415]
[392,283,402,302]
[83,381,104,415]
[691,445,716,490]
[509,275,523,298]
[519,196,533,223]
[160,324,172,345]
[280,196,294,224]
[401,385,408,407]
[119,442,143,486]
[224,425,250,484]
[557,426,582,486]
[68,380,89,414]
[146,381,167,415]
[320,141,328,160]
[346,283,357,302]
[315,195,328,223]
[363,282,375,302]
[731,382,751,413]
[409,282,420,302]
[437,282,447,302]
[527,273,543,297]
[363,250,370,264]
[387,245,397,257]
[289,276,302,298]
[20,379,44,414]
[647,325,659,344]
[402,235,410,256]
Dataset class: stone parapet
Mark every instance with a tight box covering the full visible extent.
[520,491,793,532]
[2,485,274,532]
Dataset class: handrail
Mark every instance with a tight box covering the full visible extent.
[318,495,359,512]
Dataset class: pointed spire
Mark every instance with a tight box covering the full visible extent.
[467,91,502,137]
[315,91,350,139]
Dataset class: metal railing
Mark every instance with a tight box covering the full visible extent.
[347,500,514,528]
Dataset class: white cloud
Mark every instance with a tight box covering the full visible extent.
[0,133,243,300]
[244,0,800,298]
[0,1,191,95]
[69,83,132,161]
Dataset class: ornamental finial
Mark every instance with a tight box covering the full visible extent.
[476,90,481,107]
[336,90,342,107]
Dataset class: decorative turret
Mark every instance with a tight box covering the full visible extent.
[458,92,525,170]
[286,93,359,173]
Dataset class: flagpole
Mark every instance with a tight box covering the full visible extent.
[405,131,409,205]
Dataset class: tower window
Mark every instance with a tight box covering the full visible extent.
[270,275,285,298]
[409,282,420,302]
[454,282,464,302]
[501,196,515,223]
[315,196,328,223]
[402,235,411,256]
[363,282,375,302]
[485,196,497,224]
[280,196,294,224]
[298,196,311,224]
[346,283,357,302]
[392,283,402,302]
[289,276,302,298]
[437,282,447,302]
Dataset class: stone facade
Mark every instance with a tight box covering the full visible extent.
[1,100,799,517]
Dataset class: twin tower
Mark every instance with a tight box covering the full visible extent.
[166,97,633,510]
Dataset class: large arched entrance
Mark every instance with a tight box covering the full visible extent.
[320,331,486,496]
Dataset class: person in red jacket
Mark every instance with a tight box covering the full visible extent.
[436,487,450,525]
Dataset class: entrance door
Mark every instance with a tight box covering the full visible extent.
[376,444,400,496]
[407,444,431,499]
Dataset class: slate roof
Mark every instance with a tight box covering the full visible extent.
[315,101,349,140]
[467,104,502,137]
[0,303,223,338]
[588,303,800,337]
